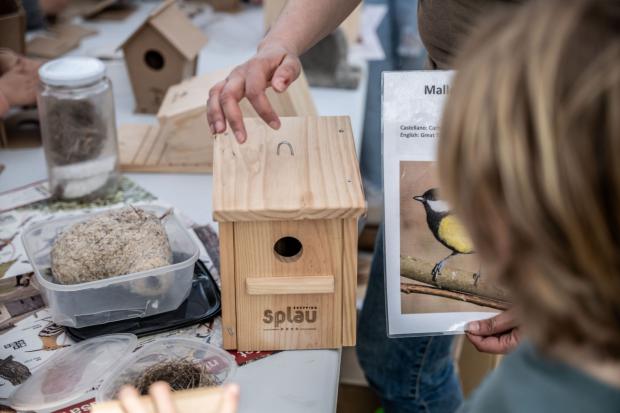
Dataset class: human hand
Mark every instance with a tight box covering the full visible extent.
[465,309,520,354]
[38,0,70,16]
[206,43,301,143]
[118,382,240,413]
[0,62,39,107]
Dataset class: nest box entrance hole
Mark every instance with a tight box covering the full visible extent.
[144,49,165,71]
[274,236,303,262]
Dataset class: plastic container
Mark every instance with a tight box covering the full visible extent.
[37,57,120,200]
[8,334,138,413]
[97,337,237,402]
[22,205,199,328]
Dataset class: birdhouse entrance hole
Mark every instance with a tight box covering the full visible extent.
[274,236,303,262]
[144,50,165,70]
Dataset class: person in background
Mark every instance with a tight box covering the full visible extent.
[22,0,69,30]
[438,0,620,411]
[207,0,525,411]
[0,49,41,117]
[117,382,240,413]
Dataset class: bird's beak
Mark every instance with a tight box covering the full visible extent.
[413,196,424,203]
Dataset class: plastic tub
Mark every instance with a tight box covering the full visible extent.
[96,337,237,402]
[22,205,199,327]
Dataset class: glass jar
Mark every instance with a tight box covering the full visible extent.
[37,57,120,201]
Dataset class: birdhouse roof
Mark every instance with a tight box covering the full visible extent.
[157,68,230,121]
[213,116,366,222]
[121,0,207,61]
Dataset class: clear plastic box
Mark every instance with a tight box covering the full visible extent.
[22,205,199,328]
[96,337,237,402]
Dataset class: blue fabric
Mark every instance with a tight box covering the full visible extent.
[357,228,463,413]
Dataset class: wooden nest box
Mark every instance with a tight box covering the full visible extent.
[120,0,207,113]
[213,116,366,351]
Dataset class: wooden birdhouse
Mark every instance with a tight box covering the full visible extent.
[120,0,208,114]
[117,68,316,173]
[213,116,366,351]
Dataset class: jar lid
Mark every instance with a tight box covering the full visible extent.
[8,334,138,412]
[39,57,106,88]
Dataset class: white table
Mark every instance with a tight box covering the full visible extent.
[0,4,368,412]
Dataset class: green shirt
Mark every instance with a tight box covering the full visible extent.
[460,343,620,413]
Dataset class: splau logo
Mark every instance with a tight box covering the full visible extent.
[263,306,318,328]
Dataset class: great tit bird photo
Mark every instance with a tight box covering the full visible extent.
[413,188,477,283]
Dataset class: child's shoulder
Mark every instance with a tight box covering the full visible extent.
[459,343,620,413]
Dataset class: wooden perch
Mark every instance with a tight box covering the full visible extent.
[401,283,510,310]
[400,255,511,303]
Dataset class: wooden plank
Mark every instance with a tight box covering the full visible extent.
[118,116,214,173]
[219,222,238,350]
[213,116,366,222]
[117,123,154,165]
[234,220,342,350]
[92,386,226,413]
[246,276,335,295]
[342,218,358,346]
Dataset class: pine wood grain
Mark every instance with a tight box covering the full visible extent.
[213,116,365,222]
[233,220,343,350]
[342,218,358,346]
[246,276,335,295]
[220,222,238,350]
[92,386,225,413]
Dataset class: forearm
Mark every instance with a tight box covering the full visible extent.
[260,0,361,55]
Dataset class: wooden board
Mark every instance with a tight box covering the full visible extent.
[263,0,361,46]
[213,116,366,222]
[342,218,358,346]
[220,222,238,350]
[233,219,343,350]
[92,386,226,413]
[117,115,214,173]
[27,24,97,58]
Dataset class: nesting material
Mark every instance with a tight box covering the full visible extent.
[51,207,172,285]
[46,99,106,166]
[131,358,219,395]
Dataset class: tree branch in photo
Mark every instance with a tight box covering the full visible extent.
[400,283,510,311]
[400,255,511,303]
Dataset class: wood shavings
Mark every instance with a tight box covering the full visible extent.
[51,207,172,285]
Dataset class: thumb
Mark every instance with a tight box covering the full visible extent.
[271,54,301,93]
[466,310,518,336]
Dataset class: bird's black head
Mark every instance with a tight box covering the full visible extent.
[413,188,439,204]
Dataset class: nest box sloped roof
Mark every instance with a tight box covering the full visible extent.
[121,0,207,60]
[213,116,366,222]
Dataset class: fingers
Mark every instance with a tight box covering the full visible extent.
[118,385,147,413]
[220,384,240,413]
[245,64,280,130]
[220,71,247,143]
[207,80,226,134]
[271,54,301,93]
[466,310,518,336]
[466,327,520,354]
[149,381,177,413]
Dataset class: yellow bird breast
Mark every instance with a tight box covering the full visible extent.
[437,215,474,254]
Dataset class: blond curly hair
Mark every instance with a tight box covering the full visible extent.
[438,0,620,358]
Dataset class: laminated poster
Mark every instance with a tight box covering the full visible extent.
[383,71,508,337]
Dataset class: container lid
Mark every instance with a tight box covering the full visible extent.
[97,337,237,402]
[8,334,138,411]
[39,57,106,87]
[212,116,366,222]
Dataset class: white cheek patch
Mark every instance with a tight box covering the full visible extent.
[427,199,451,213]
